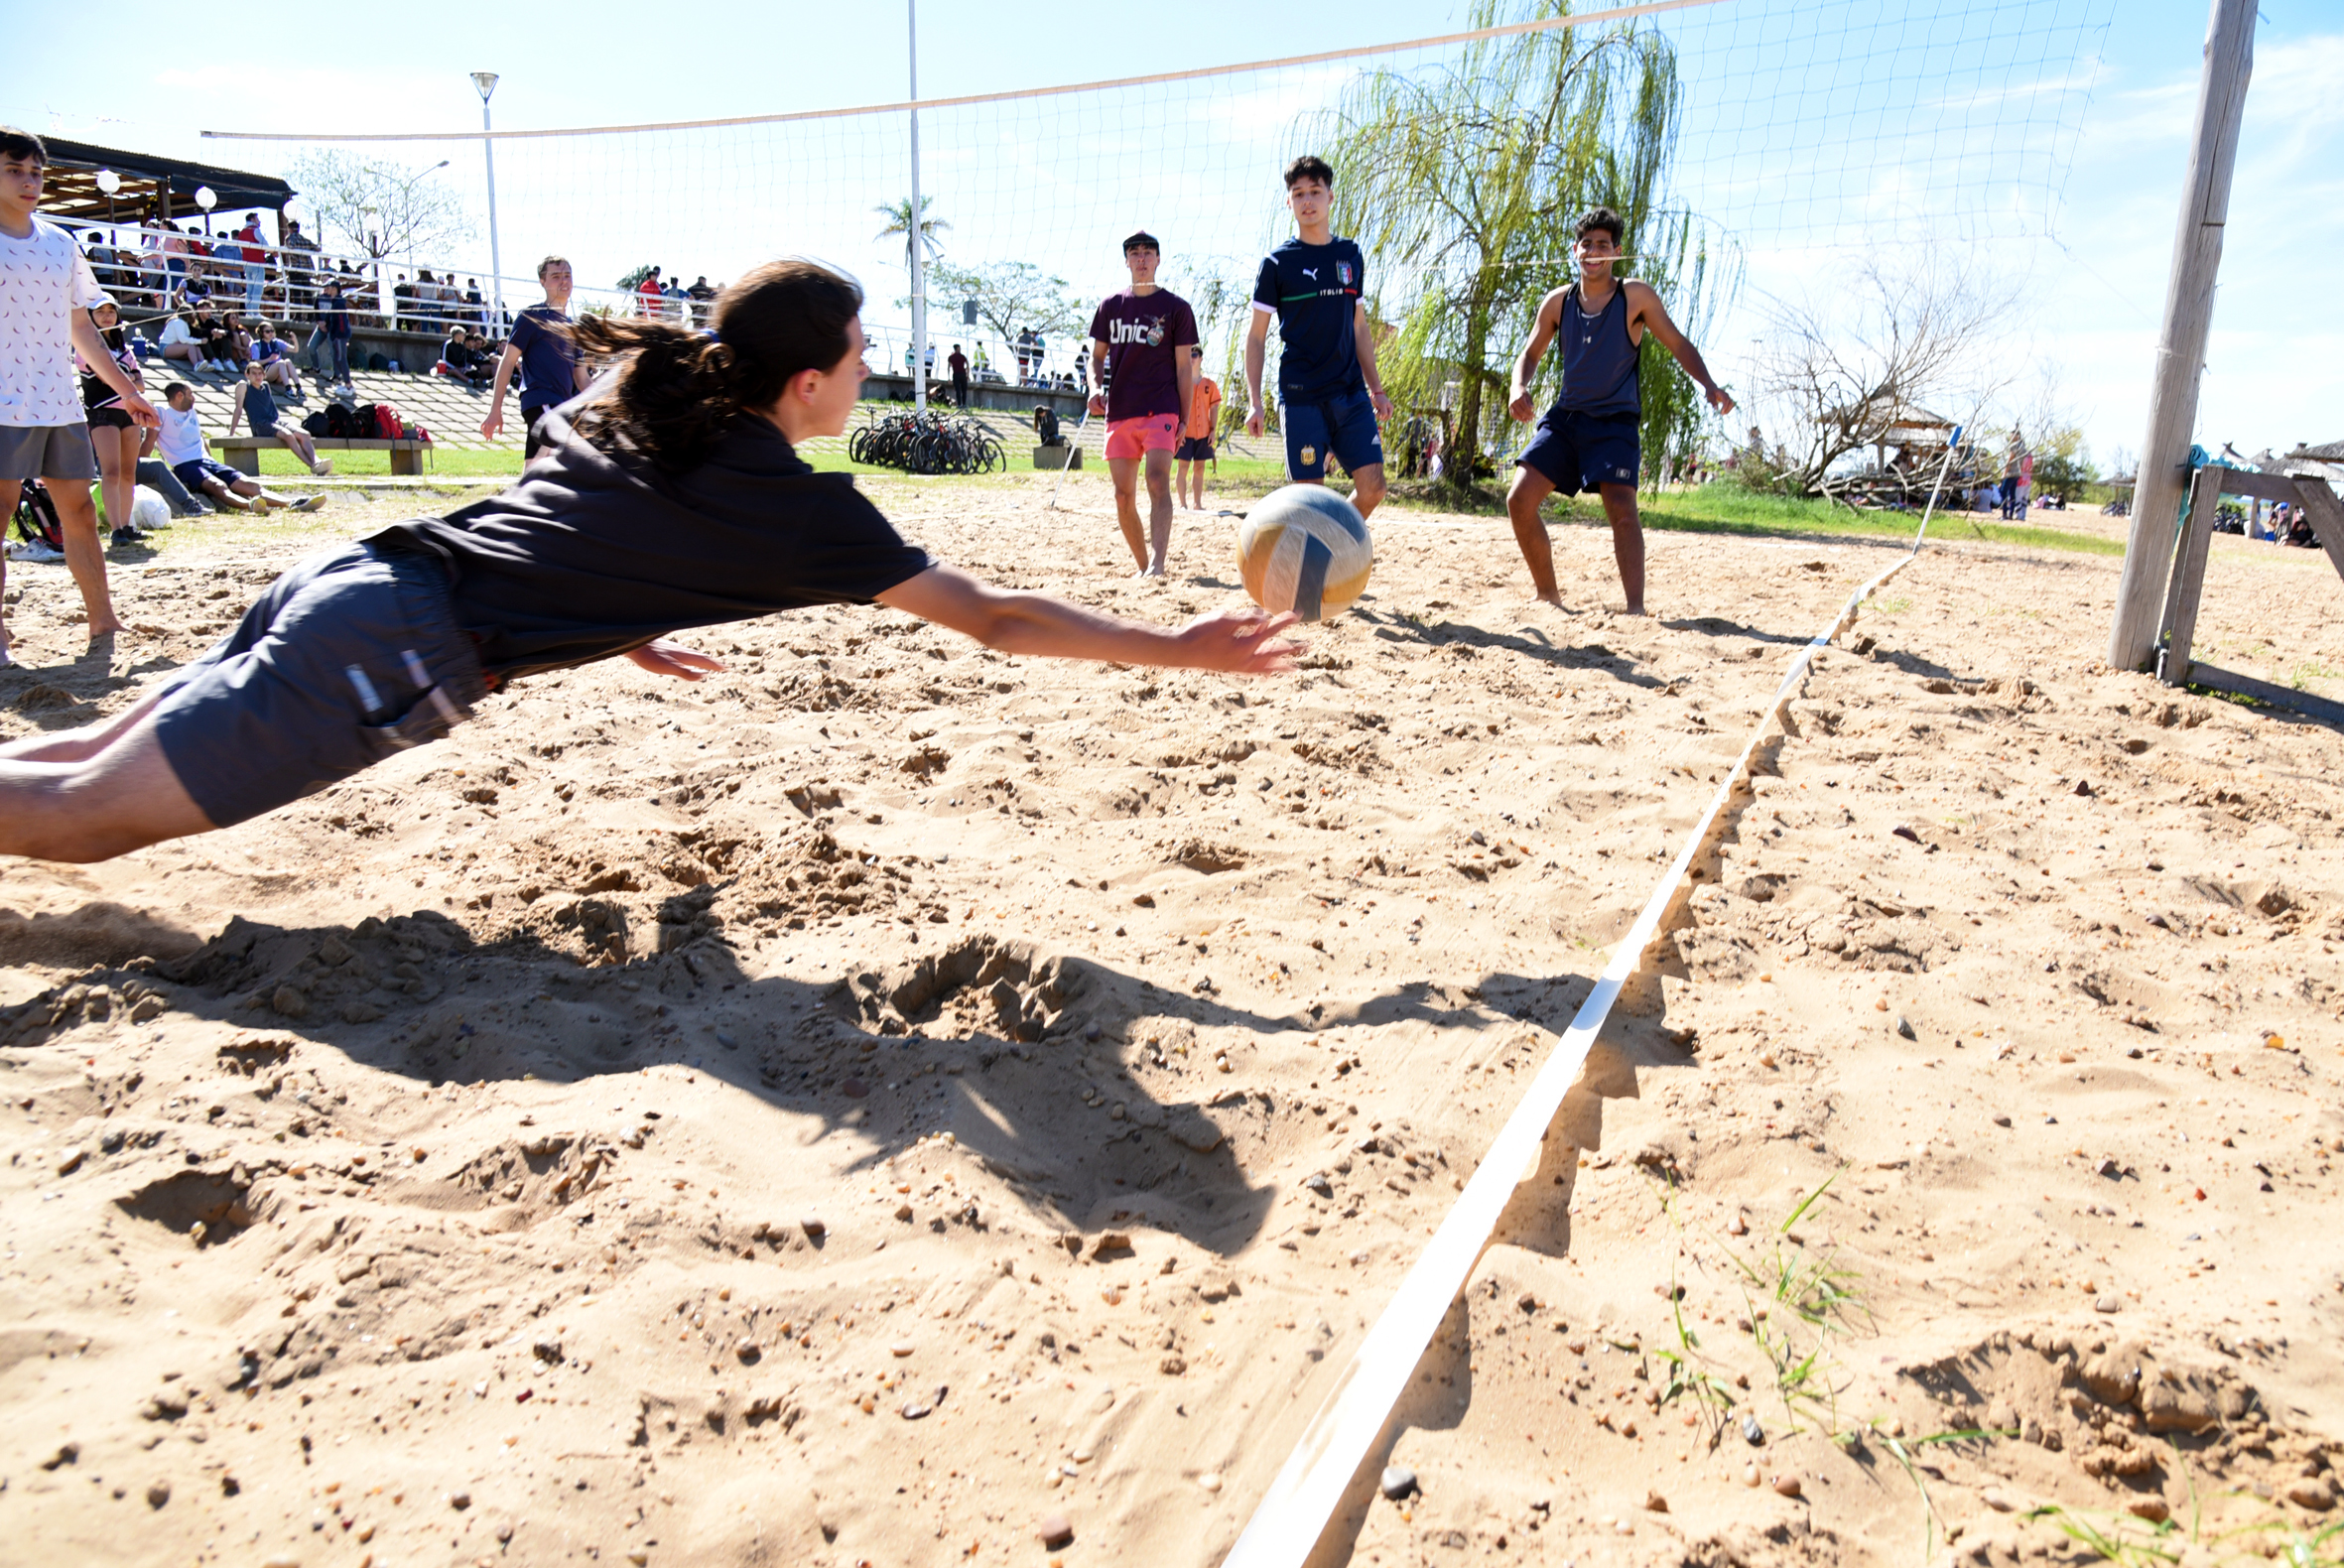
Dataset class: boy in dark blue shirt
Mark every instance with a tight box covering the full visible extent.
[482,255,585,461]
[1243,155,1392,519]
[1502,206,1733,615]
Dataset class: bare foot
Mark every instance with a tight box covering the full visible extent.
[1534,591,1566,609]
[1622,604,1647,617]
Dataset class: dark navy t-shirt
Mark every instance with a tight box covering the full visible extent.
[371,409,931,683]
[1252,236,1366,402]
[508,304,579,411]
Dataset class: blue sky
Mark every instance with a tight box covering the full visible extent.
[14,0,2338,463]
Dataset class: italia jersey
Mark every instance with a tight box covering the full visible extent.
[1251,236,1366,403]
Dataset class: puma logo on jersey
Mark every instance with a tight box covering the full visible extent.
[1300,268,1319,281]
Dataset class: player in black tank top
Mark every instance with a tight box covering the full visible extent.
[1498,207,1735,614]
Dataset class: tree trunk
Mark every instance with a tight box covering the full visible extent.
[1453,279,1496,484]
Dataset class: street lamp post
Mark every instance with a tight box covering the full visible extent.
[471,71,504,332]
[194,185,216,237]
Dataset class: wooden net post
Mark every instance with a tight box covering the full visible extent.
[2107,0,2255,671]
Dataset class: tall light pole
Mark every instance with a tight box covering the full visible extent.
[907,0,926,414]
[471,71,505,332]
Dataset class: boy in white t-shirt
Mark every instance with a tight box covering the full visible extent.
[0,128,159,664]
[155,384,318,515]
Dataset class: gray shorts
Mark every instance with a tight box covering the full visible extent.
[0,423,98,482]
[153,541,488,829]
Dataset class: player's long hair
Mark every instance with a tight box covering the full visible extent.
[569,258,862,473]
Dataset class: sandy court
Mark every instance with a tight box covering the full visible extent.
[1,472,2340,1567]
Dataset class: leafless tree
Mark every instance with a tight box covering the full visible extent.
[286,150,473,268]
[1748,255,2005,499]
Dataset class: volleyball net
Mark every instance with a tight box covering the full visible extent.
[192,0,2114,441]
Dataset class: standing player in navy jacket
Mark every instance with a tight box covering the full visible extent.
[1242,156,1392,520]
[1503,206,1733,615]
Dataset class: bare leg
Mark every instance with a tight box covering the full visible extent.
[1108,456,1148,573]
[0,709,214,862]
[1505,464,1564,606]
[0,686,169,762]
[278,430,326,473]
[46,478,125,639]
[95,426,139,537]
[1598,481,1645,614]
[1143,448,1175,575]
[1349,460,1387,522]
[202,476,261,514]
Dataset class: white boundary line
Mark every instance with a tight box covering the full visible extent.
[199,0,1731,145]
[1222,438,1964,1567]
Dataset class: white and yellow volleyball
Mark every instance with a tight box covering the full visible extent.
[1236,484,1373,622]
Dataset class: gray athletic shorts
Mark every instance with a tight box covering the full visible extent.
[0,423,99,482]
[153,541,488,829]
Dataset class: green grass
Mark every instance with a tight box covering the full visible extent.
[1629,485,2127,556]
[202,452,2127,559]
[233,446,524,479]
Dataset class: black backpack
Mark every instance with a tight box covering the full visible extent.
[12,478,63,551]
[325,403,360,439]
[302,410,331,438]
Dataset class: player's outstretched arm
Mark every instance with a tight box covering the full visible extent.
[1507,289,1566,423]
[878,563,1299,675]
[1628,283,1735,416]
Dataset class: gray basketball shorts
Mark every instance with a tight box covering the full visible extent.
[0,423,98,482]
[152,541,488,829]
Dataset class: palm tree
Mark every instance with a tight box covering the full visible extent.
[873,196,950,274]
[1316,0,1731,485]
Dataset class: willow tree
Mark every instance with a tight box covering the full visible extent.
[1316,0,1727,485]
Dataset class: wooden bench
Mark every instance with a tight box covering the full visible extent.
[212,436,432,476]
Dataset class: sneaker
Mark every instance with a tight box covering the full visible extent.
[109,526,139,547]
[289,494,326,513]
[314,457,334,476]
[7,538,65,562]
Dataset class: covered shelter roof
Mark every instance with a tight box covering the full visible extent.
[33,137,295,227]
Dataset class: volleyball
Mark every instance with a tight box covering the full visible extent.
[130,486,171,535]
[1236,485,1373,622]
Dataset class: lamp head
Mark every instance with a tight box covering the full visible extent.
[194,186,216,210]
[95,169,121,196]
[471,71,500,101]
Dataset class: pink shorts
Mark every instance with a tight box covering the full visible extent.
[1105,413,1180,459]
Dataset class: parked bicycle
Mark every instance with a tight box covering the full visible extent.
[849,410,1006,475]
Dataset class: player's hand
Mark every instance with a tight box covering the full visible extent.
[480,407,503,442]
[1369,389,1392,423]
[122,390,161,429]
[626,639,726,682]
[1706,385,1736,417]
[1508,392,1535,423]
[1172,604,1302,676]
[1086,392,1106,419]
[1245,408,1264,439]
